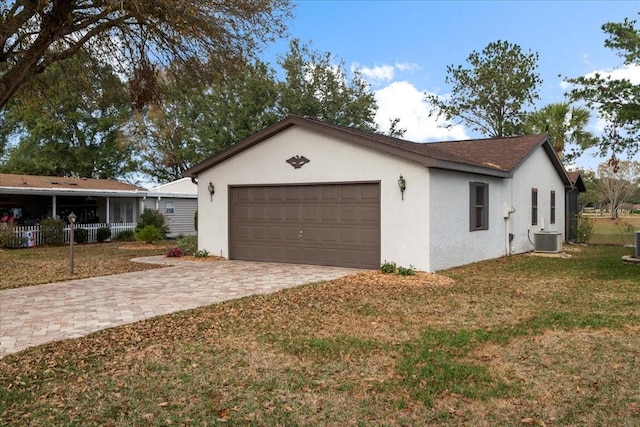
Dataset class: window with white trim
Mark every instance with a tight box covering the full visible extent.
[165,201,175,215]
[550,190,556,224]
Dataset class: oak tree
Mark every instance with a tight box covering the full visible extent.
[0,0,292,109]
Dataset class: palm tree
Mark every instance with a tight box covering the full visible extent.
[524,102,597,160]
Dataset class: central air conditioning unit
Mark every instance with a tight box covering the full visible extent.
[534,231,563,253]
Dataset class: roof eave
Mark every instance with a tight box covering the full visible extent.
[0,187,147,197]
[182,116,442,177]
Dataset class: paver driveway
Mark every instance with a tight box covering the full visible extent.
[0,257,360,358]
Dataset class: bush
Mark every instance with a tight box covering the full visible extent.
[380,261,397,274]
[575,215,594,244]
[74,228,89,244]
[194,209,198,232]
[0,224,24,248]
[135,225,164,243]
[40,218,64,246]
[97,227,111,243]
[138,209,169,238]
[113,229,135,242]
[194,249,209,258]
[397,265,416,276]
[166,247,183,257]
[176,235,198,256]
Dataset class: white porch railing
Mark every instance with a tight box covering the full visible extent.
[7,222,137,247]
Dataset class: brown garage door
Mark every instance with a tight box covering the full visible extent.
[230,183,380,269]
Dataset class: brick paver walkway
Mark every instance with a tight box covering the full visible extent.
[0,257,360,358]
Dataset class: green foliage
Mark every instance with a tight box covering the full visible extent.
[176,235,198,256]
[135,225,164,244]
[74,228,89,244]
[39,218,64,246]
[426,40,541,137]
[128,60,279,182]
[566,16,640,159]
[0,54,136,179]
[379,261,397,274]
[137,209,169,238]
[523,102,597,162]
[396,265,416,276]
[129,40,384,182]
[575,216,594,244]
[277,39,379,132]
[113,230,135,242]
[96,227,111,243]
[193,249,209,258]
[0,225,24,248]
[0,0,292,109]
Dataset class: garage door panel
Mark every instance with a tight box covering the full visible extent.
[230,183,380,269]
[321,206,338,221]
[361,185,379,199]
[361,207,378,221]
[252,226,266,240]
[360,228,379,244]
[268,227,284,240]
[236,207,250,220]
[321,229,338,242]
[269,206,284,220]
[340,228,357,243]
[286,206,301,220]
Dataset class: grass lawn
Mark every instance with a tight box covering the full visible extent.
[1,246,639,426]
[588,217,640,246]
[0,242,171,290]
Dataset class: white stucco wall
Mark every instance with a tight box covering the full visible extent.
[428,145,567,271]
[510,147,566,254]
[196,126,432,270]
[428,169,510,271]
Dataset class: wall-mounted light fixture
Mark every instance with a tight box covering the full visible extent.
[398,174,406,200]
[208,181,215,201]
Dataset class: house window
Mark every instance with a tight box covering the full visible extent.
[531,188,538,226]
[550,191,556,224]
[165,201,175,215]
[469,182,489,231]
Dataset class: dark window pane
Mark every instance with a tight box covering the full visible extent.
[476,207,483,228]
[476,185,484,206]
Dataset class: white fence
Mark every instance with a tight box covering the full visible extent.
[7,222,137,247]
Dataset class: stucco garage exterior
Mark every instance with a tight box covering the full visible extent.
[184,116,572,272]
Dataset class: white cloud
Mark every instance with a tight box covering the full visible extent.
[560,63,640,90]
[585,63,640,84]
[395,61,420,72]
[374,81,468,142]
[355,64,395,84]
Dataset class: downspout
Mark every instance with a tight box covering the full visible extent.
[52,195,57,219]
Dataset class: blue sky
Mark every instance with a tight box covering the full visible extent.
[263,0,640,171]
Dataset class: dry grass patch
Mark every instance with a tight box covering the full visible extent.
[1,245,638,426]
[0,242,170,290]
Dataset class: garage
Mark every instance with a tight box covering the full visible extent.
[229,183,380,269]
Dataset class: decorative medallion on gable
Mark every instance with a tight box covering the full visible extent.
[286,155,310,169]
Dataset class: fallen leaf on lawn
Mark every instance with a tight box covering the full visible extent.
[158,401,169,407]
